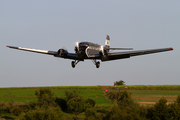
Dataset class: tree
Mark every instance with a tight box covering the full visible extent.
[147,97,169,120]
[115,80,125,85]
[22,106,66,120]
[65,91,94,120]
[65,90,80,101]
[35,88,56,108]
[86,99,96,107]
[67,97,87,119]
[106,90,131,104]
[55,97,67,112]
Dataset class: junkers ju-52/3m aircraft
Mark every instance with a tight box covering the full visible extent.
[7,35,173,68]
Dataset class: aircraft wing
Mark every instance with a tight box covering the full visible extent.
[106,48,133,50]
[6,46,58,55]
[105,47,173,61]
[6,45,82,60]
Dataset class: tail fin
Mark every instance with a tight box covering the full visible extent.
[105,35,110,48]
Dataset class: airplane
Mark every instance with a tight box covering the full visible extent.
[6,35,173,68]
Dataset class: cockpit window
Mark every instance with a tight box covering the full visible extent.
[79,42,89,47]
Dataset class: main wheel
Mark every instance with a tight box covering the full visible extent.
[71,61,75,68]
[96,61,100,68]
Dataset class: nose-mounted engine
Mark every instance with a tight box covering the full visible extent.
[74,46,78,53]
[74,42,87,55]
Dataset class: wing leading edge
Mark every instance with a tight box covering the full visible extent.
[6,46,58,55]
[6,45,82,60]
[106,47,173,61]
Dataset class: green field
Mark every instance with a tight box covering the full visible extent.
[0,88,112,106]
[1,86,180,120]
[0,85,180,104]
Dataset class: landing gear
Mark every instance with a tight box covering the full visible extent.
[96,61,100,68]
[71,60,79,68]
[91,59,100,68]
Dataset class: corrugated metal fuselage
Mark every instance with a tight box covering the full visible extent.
[78,42,102,59]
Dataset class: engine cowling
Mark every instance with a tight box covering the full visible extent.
[99,49,108,61]
[74,46,78,53]
[58,49,68,57]
[99,50,108,57]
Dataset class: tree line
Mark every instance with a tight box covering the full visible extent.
[1,88,180,120]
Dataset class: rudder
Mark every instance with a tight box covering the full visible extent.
[105,35,110,48]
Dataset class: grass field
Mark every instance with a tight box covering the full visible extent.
[0,85,180,105]
[130,90,180,102]
[1,86,180,120]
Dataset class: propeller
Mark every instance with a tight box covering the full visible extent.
[61,45,68,51]
[72,41,80,53]
[55,45,68,61]
[100,45,105,56]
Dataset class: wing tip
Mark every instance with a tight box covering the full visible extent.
[170,47,173,50]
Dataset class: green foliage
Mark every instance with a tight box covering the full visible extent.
[175,95,180,105]
[115,80,125,85]
[105,90,148,120]
[3,87,180,119]
[67,97,87,119]
[22,106,66,120]
[35,88,56,107]
[104,105,148,120]
[117,90,131,102]
[55,97,67,112]
[106,90,131,104]
[10,105,22,116]
[147,97,169,120]
[85,108,103,120]
[86,99,96,107]
[21,89,67,120]
[65,90,81,101]
[27,101,38,110]
[105,90,122,103]
[65,90,95,119]
[0,102,9,114]
[147,96,180,120]
[167,103,180,119]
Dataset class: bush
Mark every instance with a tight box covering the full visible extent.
[67,97,87,119]
[104,106,146,120]
[35,88,56,108]
[55,97,67,112]
[0,102,7,114]
[105,90,148,120]
[175,95,180,106]
[86,99,96,107]
[167,103,180,119]
[10,105,22,116]
[106,90,131,104]
[22,106,66,120]
[115,80,125,85]
[147,97,169,120]
[85,108,103,120]
[85,108,97,120]
[65,90,81,101]
[27,101,38,110]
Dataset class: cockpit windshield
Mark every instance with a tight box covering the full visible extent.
[79,42,89,47]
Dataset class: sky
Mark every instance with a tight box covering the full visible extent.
[1,1,179,87]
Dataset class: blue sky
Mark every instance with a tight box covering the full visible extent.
[1,1,179,87]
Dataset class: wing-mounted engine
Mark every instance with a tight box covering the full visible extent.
[99,46,109,61]
[57,49,68,58]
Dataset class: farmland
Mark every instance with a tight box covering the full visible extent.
[1,85,180,119]
[0,85,180,104]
